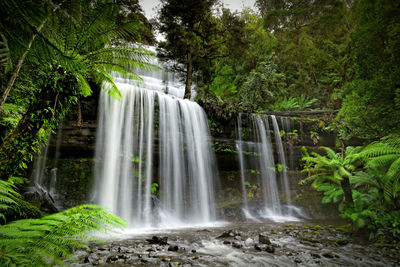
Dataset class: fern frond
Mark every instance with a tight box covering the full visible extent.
[0,32,12,73]
[0,180,20,223]
[383,157,400,202]
[351,171,380,188]
[0,204,127,266]
[322,147,337,160]
[366,154,399,170]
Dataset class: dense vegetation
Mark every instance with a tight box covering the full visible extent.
[156,0,400,140]
[0,0,399,264]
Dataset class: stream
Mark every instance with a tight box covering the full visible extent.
[71,220,400,266]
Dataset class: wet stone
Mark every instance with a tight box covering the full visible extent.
[322,252,335,258]
[245,238,254,247]
[335,238,349,246]
[118,254,128,260]
[147,236,168,245]
[217,230,235,238]
[168,245,179,251]
[265,245,275,253]
[259,234,271,245]
[254,245,262,251]
[232,242,243,249]
[311,253,321,259]
[294,258,302,263]
[106,255,118,263]
[223,241,231,245]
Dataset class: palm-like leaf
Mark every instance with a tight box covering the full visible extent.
[1,0,159,108]
[0,204,127,266]
[0,33,12,73]
[0,180,18,222]
[360,136,400,203]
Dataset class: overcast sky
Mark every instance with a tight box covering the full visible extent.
[139,0,256,19]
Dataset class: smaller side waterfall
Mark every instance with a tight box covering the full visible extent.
[28,130,64,212]
[237,114,301,222]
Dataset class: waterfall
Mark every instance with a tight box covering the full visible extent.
[237,114,299,222]
[280,116,295,170]
[93,74,216,228]
[31,136,51,187]
[236,114,248,210]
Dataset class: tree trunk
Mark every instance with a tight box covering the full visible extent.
[0,18,48,110]
[184,48,193,99]
[77,99,82,127]
[341,177,354,206]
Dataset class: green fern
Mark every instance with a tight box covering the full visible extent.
[0,179,41,224]
[360,136,400,203]
[0,204,127,266]
[0,180,18,223]
[0,180,126,265]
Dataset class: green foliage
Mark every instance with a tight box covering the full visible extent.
[208,65,237,101]
[0,180,19,223]
[0,204,127,266]
[0,104,24,137]
[0,0,157,181]
[268,94,317,111]
[335,0,400,139]
[244,181,259,199]
[151,182,159,195]
[301,146,361,189]
[0,178,41,224]
[238,54,286,112]
[269,97,299,111]
[157,0,217,98]
[359,136,400,204]
[337,78,400,139]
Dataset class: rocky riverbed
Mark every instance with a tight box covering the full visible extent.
[71,221,400,266]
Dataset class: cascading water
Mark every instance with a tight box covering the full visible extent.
[271,115,291,210]
[93,71,216,228]
[280,116,295,170]
[31,136,51,187]
[237,114,302,222]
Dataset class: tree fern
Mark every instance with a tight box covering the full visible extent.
[0,204,127,266]
[0,0,159,108]
[301,146,362,205]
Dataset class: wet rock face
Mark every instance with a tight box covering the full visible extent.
[71,222,400,266]
[258,234,271,245]
[24,187,58,214]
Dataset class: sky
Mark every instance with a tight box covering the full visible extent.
[138,0,256,19]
